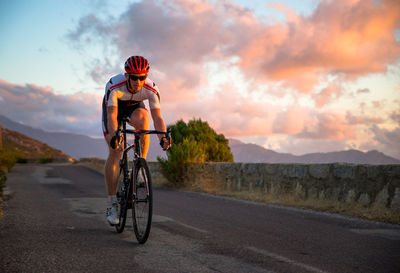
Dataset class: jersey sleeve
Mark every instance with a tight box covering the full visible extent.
[144,81,161,109]
[105,74,126,107]
[106,90,119,107]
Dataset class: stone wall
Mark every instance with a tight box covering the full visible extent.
[148,162,400,209]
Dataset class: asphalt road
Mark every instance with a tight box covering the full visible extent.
[1,164,399,273]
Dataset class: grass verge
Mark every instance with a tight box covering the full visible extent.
[75,158,106,174]
[0,171,5,219]
[164,178,400,225]
[202,189,400,225]
[0,148,24,219]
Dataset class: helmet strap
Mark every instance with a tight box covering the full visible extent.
[126,79,133,93]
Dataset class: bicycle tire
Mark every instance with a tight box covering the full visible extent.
[132,158,153,244]
[115,165,129,233]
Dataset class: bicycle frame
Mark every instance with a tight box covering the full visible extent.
[117,118,169,197]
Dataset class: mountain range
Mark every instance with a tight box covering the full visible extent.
[228,139,400,164]
[1,114,399,164]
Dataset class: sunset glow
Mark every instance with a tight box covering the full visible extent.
[0,0,399,158]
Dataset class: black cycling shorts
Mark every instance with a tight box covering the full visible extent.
[102,96,146,137]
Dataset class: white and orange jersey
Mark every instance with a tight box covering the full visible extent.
[104,73,160,109]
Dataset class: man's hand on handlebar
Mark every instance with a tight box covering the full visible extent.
[159,136,171,151]
[108,131,123,151]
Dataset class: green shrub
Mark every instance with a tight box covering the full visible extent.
[17,158,28,163]
[0,148,24,171]
[158,118,233,187]
[0,171,6,195]
[0,148,23,197]
[39,155,53,164]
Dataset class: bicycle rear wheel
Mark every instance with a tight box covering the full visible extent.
[115,166,129,233]
[132,158,153,244]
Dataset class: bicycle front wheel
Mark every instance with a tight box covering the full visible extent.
[115,166,128,233]
[132,158,153,244]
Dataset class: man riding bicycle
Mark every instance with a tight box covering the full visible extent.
[102,56,170,225]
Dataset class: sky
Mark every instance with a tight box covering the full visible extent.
[0,0,400,159]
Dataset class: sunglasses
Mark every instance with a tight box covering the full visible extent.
[128,74,147,81]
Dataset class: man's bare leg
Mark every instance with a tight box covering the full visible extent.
[130,108,150,159]
[104,147,122,195]
[104,144,122,225]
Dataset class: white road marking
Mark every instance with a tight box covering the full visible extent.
[153,214,208,233]
[246,246,329,273]
[174,221,208,234]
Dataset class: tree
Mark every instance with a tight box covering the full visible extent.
[158,118,233,187]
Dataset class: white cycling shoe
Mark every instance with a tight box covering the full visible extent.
[106,203,119,225]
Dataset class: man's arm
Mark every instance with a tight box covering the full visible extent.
[150,108,170,150]
[107,106,118,145]
[150,108,167,141]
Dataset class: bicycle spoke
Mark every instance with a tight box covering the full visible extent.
[115,166,128,233]
[132,158,153,244]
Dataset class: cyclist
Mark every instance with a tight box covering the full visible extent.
[102,56,170,225]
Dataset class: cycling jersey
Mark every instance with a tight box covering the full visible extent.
[102,73,161,136]
[104,73,160,109]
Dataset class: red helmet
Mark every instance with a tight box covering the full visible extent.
[124,56,150,74]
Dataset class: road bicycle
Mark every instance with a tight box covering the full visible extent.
[111,117,170,244]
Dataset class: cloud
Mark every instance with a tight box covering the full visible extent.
[239,0,400,92]
[357,88,370,94]
[313,83,343,107]
[346,112,384,125]
[273,107,308,134]
[269,136,350,156]
[66,14,112,46]
[372,101,382,108]
[163,83,277,136]
[67,0,400,100]
[0,79,103,136]
[38,47,49,53]
[370,124,400,159]
[390,111,400,124]
[162,83,367,143]
[295,112,356,140]
[61,0,400,155]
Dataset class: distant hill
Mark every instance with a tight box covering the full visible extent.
[0,115,165,160]
[0,114,107,159]
[229,139,400,164]
[1,127,71,160]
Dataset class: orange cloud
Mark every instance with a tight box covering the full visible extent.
[273,107,308,134]
[238,0,400,93]
[346,112,384,125]
[163,83,362,142]
[68,0,400,98]
[313,83,342,107]
[64,0,400,153]
[295,112,357,140]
